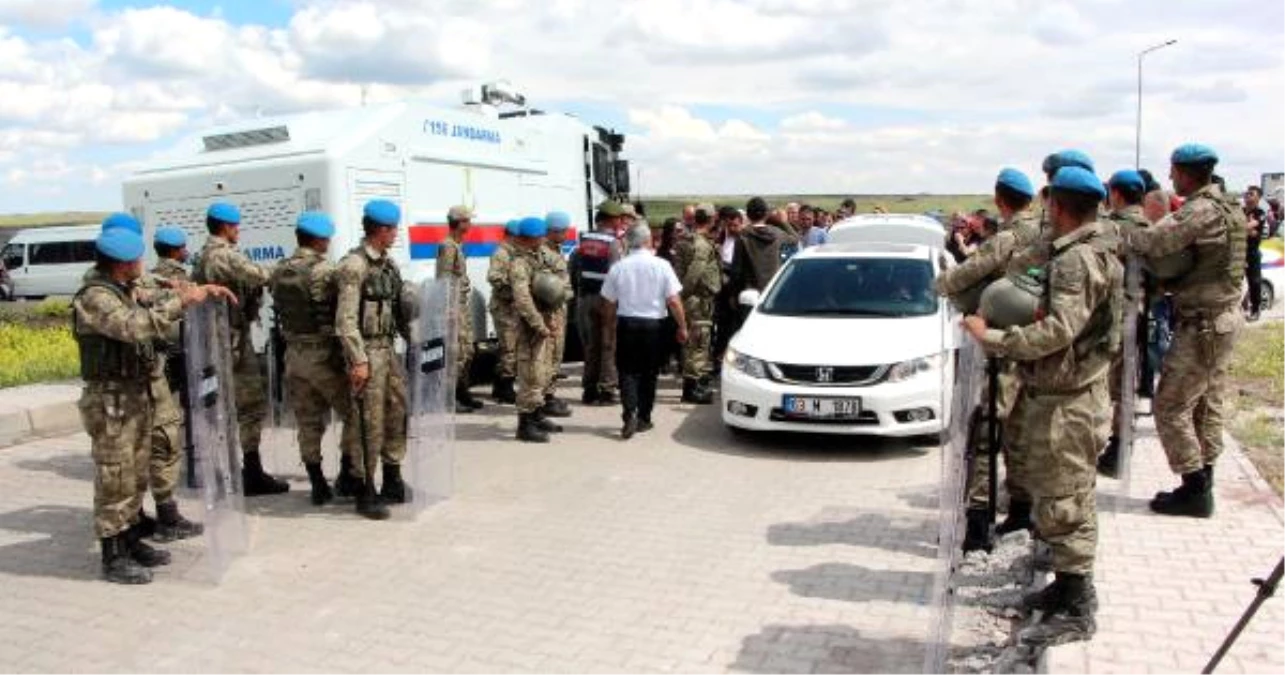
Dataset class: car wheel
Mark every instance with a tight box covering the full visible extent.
[1262,281,1275,310]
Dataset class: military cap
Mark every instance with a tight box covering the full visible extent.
[296,211,335,239]
[695,202,716,217]
[995,168,1035,198]
[1170,143,1218,166]
[596,200,624,217]
[620,202,637,217]
[154,226,187,248]
[447,205,474,222]
[518,216,547,238]
[1054,149,1095,173]
[545,211,572,231]
[101,212,142,235]
[1051,166,1106,199]
[207,202,241,225]
[1108,169,1145,192]
[504,218,521,235]
[96,228,145,262]
[363,199,401,227]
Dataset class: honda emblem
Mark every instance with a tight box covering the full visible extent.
[816,367,834,383]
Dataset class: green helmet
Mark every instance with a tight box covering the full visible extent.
[980,273,1045,328]
[1144,249,1195,281]
[533,272,568,309]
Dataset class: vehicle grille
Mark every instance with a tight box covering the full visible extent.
[772,363,883,386]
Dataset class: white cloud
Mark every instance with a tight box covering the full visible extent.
[1030,2,1094,46]
[0,0,95,30]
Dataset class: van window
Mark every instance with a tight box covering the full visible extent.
[1,243,23,270]
[28,240,96,265]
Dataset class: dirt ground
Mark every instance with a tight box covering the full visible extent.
[1227,320,1284,494]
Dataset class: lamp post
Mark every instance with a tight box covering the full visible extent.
[1136,39,1177,168]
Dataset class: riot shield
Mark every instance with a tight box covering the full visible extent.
[179,300,248,582]
[403,276,457,518]
[260,313,300,478]
[1112,255,1143,498]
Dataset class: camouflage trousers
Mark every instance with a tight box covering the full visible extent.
[1013,379,1110,575]
[517,322,553,414]
[232,328,266,455]
[575,293,618,395]
[491,301,517,379]
[681,296,714,380]
[1155,310,1241,475]
[543,306,566,398]
[149,376,182,505]
[80,384,153,538]
[965,359,1028,508]
[286,342,350,465]
[342,341,407,481]
[457,301,475,378]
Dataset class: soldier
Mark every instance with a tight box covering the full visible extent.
[509,217,560,443]
[336,200,416,520]
[439,205,484,414]
[540,212,574,418]
[571,201,625,405]
[191,202,289,496]
[1125,144,1247,518]
[268,212,349,506]
[487,219,521,404]
[935,168,1040,551]
[76,225,233,584]
[672,202,720,404]
[1096,170,1151,477]
[964,165,1122,645]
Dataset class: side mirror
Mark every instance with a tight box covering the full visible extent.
[738,289,761,307]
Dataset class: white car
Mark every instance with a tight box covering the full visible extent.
[721,230,960,438]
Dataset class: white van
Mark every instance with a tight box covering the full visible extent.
[0,225,100,299]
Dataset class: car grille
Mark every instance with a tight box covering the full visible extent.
[772,363,883,386]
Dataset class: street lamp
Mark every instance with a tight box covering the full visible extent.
[1136,39,1177,168]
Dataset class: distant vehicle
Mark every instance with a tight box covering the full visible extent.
[1251,237,1283,312]
[0,225,99,299]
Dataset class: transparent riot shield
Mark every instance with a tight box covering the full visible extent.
[403,276,457,518]
[260,313,300,478]
[925,317,986,672]
[179,300,248,582]
[1111,255,1143,501]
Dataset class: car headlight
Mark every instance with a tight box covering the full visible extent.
[725,347,770,379]
[885,354,943,383]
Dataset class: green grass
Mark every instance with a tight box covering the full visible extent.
[0,322,78,388]
[1230,323,1284,398]
[639,195,990,224]
[1228,322,1284,495]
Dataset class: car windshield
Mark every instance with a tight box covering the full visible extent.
[758,257,938,318]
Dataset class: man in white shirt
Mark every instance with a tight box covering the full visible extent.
[601,225,688,439]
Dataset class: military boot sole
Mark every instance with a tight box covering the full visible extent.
[243,473,291,497]
[1017,613,1096,648]
[381,486,410,504]
[129,544,172,568]
[516,429,551,443]
[154,521,205,543]
[103,560,152,585]
[356,505,391,520]
[1149,493,1214,518]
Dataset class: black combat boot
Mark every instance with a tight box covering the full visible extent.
[541,395,571,418]
[581,389,599,405]
[242,450,290,496]
[334,455,360,498]
[381,463,410,504]
[1021,573,1100,616]
[124,524,171,568]
[621,412,638,440]
[995,499,1034,535]
[1096,437,1120,478]
[681,378,714,404]
[101,534,152,585]
[355,480,390,520]
[596,389,616,406]
[135,508,157,539]
[1018,573,1097,647]
[532,408,563,433]
[460,379,484,410]
[1150,470,1214,518]
[637,417,654,433]
[454,379,477,414]
[493,377,517,404]
[155,500,204,542]
[961,507,993,554]
[304,463,333,506]
[516,413,550,443]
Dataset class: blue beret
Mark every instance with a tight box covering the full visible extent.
[101,212,142,235]
[545,211,571,231]
[207,202,241,225]
[296,211,335,238]
[505,219,522,235]
[1051,166,1106,199]
[1108,169,1146,192]
[154,226,187,248]
[518,216,547,238]
[363,199,400,227]
[95,228,145,262]
[995,168,1035,198]
[1171,143,1218,166]
[1054,149,1095,173]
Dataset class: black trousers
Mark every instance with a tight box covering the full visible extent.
[615,317,664,422]
[1246,251,1262,313]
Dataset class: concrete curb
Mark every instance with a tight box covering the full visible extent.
[0,383,82,449]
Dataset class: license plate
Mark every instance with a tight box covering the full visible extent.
[782,395,862,419]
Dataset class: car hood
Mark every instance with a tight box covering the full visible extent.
[731,311,952,366]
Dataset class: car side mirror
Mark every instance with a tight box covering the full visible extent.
[738,289,761,307]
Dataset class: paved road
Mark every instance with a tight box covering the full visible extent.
[0,376,950,673]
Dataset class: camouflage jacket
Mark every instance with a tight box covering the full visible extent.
[541,240,572,307]
[269,247,339,341]
[334,243,411,366]
[673,231,721,300]
[151,258,189,283]
[192,235,269,333]
[935,210,1038,297]
[981,222,1123,392]
[509,245,550,332]
[73,269,184,389]
[1105,205,1149,303]
[435,237,471,305]
[487,239,516,308]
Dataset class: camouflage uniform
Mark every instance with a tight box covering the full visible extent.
[192,236,270,457]
[540,241,571,399]
[74,270,183,539]
[487,241,518,381]
[335,244,412,486]
[980,221,1122,576]
[436,237,474,380]
[269,247,347,466]
[1126,184,1247,476]
[673,231,721,380]
[1103,205,1150,437]
[936,210,1040,510]
[510,246,554,414]
[145,258,189,506]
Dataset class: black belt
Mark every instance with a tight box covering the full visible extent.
[617,316,663,327]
